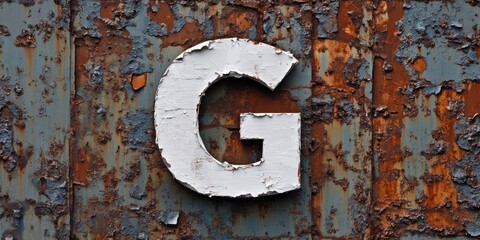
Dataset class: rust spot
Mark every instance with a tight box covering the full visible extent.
[148,1,175,31]
[474,47,480,58]
[131,73,147,90]
[373,2,410,114]
[371,3,412,234]
[312,39,352,89]
[0,25,10,36]
[74,44,90,88]
[211,7,257,37]
[374,1,388,33]
[336,1,362,41]
[463,82,480,116]
[15,30,36,48]
[73,147,106,185]
[96,131,112,144]
[102,169,119,202]
[199,77,299,165]
[162,21,205,47]
[221,134,262,165]
[227,11,252,32]
[99,0,117,19]
[411,57,427,73]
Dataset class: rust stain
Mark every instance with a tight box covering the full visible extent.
[336,1,361,41]
[15,30,36,48]
[227,11,252,32]
[310,121,326,232]
[74,45,90,88]
[73,147,106,185]
[372,1,410,113]
[148,1,175,31]
[24,47,34,66]
[162,21,205,47]
[131,73,147,90]
[428,88,465,233]
[312,39,352,90]
[211,8,257,38]
[73,148,88,185]
[199,77,299,165]
[374,1,388,33]
[221,133,262,165]
[411,57,427,73]
[473,46,480,58]
[463,82,480,116]
[24,0,479,238]
[99,0,117,19]
[372,1,417,238]
[102,169,119,202]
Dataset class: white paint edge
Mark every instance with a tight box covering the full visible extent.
[155,38,300,197]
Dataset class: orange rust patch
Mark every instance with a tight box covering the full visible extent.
[73,147,106,185]
[411,57,427,73]
[74,45,90,88]
[310,121,327,232]
[131,73,147,90]
[74,148,88,185]
[24,47,34,65]
[426,211,462,230]
[373,1,410,113]
[425,164,457,208]
[219,10,255,34]
[312,39,352,89]
[374,1,388,32]
[372,3,414,237]
[148,2,175,31]
[102,169,119,202]
[463,82,480,116]
[336,1,360,41]
[434,90,464,157]
[162,21,205,47]
[378,179,400,201]
[229,12,251,31]
[100,1,117,19]
[199,77,299,165]
[474,47,480,58]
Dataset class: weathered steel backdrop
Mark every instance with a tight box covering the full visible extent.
[0,0,479,239]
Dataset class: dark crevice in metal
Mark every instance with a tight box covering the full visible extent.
[68,0,79,238]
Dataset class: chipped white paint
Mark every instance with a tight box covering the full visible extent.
[154,38,300,197]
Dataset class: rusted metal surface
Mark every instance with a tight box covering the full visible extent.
[0,0,71,239]
[372,1,480,239]
[1,0,480,239]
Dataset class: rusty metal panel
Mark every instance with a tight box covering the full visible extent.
[70,1,314,238]
[309,1,374,238]
[0,0,71,239]
[2,0,480,239]
[372,1,480,239]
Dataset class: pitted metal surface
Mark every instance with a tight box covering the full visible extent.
[1,0,479,239]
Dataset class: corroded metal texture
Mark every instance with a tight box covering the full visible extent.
[0,0,71,239]
[1,0,480,239]
[372,1,480,239]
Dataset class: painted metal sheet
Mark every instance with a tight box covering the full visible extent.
[0,1,71,239]
[1,0,480,239]
[372,1,480,238]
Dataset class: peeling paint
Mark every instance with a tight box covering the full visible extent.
[155,38,300,197]
[158,210,179,226]
[313,1,339,38]
[396,1,480,95]
[1,0,478,238]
